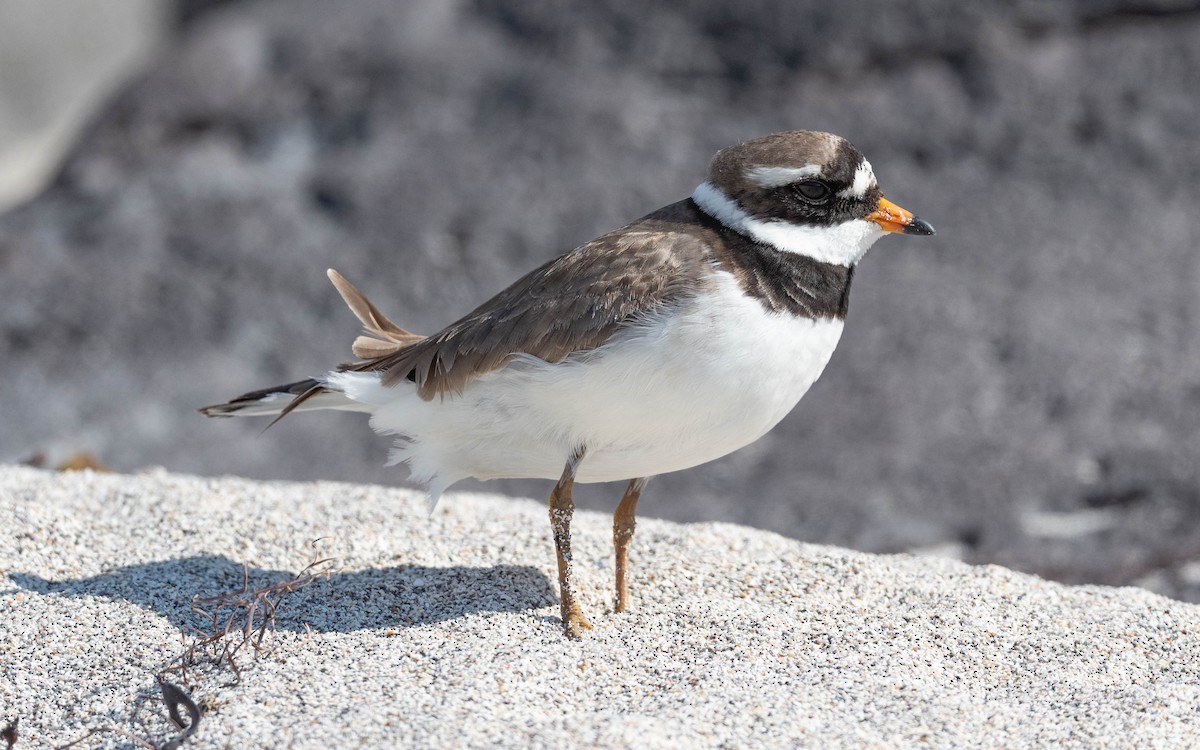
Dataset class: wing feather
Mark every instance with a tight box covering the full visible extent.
[335,210,716,400]
[326,268,427,359]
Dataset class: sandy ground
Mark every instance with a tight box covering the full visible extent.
[2,465,1200,749]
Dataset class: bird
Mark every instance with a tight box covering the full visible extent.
[201,130,935,638]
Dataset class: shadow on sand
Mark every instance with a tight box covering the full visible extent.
[8,554,557,632]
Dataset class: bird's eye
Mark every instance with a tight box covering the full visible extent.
[793,179,830,203]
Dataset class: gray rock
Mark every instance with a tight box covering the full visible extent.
[1,0,1198,597]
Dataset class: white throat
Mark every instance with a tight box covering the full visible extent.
[692,181,884,267]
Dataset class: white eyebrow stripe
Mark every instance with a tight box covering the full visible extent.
[746,164,822,188]
[691,181,883,267]
[838,159,877,198]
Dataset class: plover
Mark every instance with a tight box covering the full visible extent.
[201,130,934,638]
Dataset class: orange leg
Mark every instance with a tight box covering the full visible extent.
[549,449,591,638]
[613,477,646,613]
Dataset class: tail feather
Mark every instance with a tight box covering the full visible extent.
[199,378,364,419]
[200,269,417,424]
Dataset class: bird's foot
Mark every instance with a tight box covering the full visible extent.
[562,603,593,639]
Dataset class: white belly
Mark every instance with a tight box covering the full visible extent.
[328,272,844,494]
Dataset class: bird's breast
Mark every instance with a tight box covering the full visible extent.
[511,270,847,481]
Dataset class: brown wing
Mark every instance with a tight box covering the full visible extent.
[338,211,718,400]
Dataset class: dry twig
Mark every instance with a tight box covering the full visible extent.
[53,547,336,749]
[162,555,336,687]
[52,679,198,750]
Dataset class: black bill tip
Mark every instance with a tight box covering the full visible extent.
[903,216,936,236]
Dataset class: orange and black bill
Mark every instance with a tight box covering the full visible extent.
[867,197,936,236]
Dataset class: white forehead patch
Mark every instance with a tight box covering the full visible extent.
[746,164,822,189]
[839,159,877,199]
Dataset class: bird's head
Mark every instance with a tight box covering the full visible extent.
[693,130,934,266]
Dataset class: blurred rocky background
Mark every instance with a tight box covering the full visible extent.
[2,1,1198,599]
